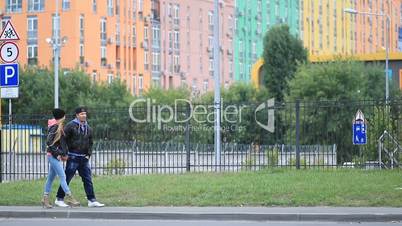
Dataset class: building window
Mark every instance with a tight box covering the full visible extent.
[115,0,120,15]
[108,0,114,16]
[208,35,213,49]
[168,32,173,49]
[257,0,262,12]
[239,62,243,79]
[209,59,214,73]
[92,72,97,83]
[79,44,84,64]
[174,55,180,73]
[132,75,137,95]
[275,0,279,17]
[208,11,214,31]
[229,60,233,79]
[79,15,85,44]
[27,16,38,42]
[115,22,120,45]
[144,26,148,41]
[144,52,149,70]
[203,80,208,92]
[152,26,160,47]
[27,45,38,65]
[192,79,197,91]
[6,0,22,13]
[92,0,97,13]
[199,55,203,72]
[132,26,136,46]
[28,0,44,12]
[252,42,256,59]
[62,0,70,11]
[107,74,113,84]
[174,4,180,25]
[228,15,233,36]
[100,18,107,43]
[139,76,144,95]
[138,0,143,12]
[152,52,160,72]
[1,17,10,31]
[174,31,179,50]
[101,46,107,66]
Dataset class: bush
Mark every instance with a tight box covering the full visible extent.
[105,158,127,175]
[266,148,279,167]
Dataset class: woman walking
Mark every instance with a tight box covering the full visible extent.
[41,109,80,208]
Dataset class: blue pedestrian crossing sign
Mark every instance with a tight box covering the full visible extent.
[0,63,19,87]
[353,110,367,145]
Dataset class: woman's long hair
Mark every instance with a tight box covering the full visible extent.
[51,118,65,146]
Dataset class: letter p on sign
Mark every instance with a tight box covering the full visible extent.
[0,63,19,87]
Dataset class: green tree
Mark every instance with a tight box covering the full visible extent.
[287,60,392,163]
[288,60,384,101]
[262,24,308,103]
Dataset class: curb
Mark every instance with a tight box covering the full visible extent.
[0,208,402,222]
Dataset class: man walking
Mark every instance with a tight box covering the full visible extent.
[55,107,105,208]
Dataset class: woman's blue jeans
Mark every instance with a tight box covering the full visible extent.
[44,155,71,195]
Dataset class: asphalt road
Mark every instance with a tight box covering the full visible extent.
[1,219,402,226]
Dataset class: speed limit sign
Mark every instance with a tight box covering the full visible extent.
[0,42,19,63]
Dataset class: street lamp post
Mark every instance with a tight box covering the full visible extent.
[54,0,60,108]
[46,0,61,108]
[344,8,390,104]
[213,0,221,170]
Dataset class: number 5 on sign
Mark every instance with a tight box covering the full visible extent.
[0,42,19,63]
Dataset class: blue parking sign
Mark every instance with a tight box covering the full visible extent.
[353,123,367,145]
[0,63,19,87]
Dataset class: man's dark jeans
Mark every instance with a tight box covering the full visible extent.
[56,155,96,201]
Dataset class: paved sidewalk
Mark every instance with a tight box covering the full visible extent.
[0,206,401,222]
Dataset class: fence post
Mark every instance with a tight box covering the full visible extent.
[296,100,301,169]
[0,128,2,183]
[185,104,191,172]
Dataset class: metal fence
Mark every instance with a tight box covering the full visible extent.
[1,99,401,182]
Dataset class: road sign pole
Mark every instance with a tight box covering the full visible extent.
[8,98,11,160]
[0,20,19,182]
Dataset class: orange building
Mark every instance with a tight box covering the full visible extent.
[353,0,401,54]
[0,0,158,96]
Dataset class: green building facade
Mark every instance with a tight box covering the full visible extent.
[234,0,300,82]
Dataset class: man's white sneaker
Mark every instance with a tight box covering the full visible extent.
[54,199,69,207]
[88,200,105,207]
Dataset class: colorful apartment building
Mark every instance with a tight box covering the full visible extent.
[234,0,300,82]
[0,0,158,96]
[302,0,401,56]
[354,0,401,54]
[159,0,235,95]
[301,0,355,56]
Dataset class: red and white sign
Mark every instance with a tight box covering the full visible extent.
[0,21,20,41]
[0,42,19,63]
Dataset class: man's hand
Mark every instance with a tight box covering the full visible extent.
[85,155,90,160]
[60,156,69,161]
